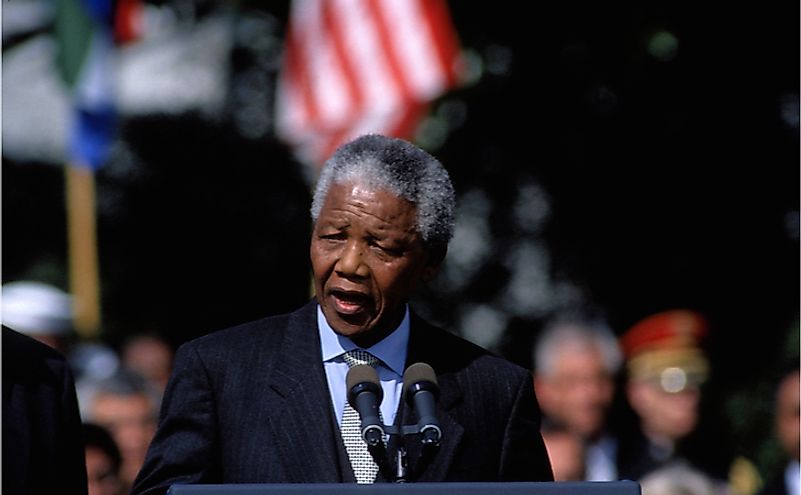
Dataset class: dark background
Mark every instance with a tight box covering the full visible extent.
[3,0,798,478]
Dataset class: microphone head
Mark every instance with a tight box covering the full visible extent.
[346,364,383,403]
[403,362,439,398]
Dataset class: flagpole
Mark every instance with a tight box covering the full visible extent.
[65,162,101,339]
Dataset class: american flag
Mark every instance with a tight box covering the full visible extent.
[275,0,464,170]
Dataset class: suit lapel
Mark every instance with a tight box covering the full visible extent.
[261,304,467,482]
[402,314,465,481]
[264,301,343,482]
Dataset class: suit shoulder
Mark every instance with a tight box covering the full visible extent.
[412,315,530,379]
[2,326,71,382]
[177,301,315,355]
[756,474,790,495]
[3,326,66,362]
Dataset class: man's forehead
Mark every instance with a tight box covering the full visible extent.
[328,180,403,200]
[321,182,415,216]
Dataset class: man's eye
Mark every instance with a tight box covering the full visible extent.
[320,232,345,240]
[372,242,402,256]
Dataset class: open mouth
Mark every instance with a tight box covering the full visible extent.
[330,289,371,315]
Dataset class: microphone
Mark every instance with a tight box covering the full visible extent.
[346,364,385,447]
[403,362,441,446]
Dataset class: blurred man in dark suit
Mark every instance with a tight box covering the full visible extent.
[3,325,88,495]
[131,134,553,494]
[533,315,623,480]
[81,368,160,492]
[757,366,799,495]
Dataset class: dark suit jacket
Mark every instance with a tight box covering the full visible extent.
[131,300,553,494]
[756,467,792,495]
[2,326,88,495]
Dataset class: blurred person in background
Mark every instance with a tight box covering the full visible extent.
[121,332,174,394]
[2,279,125,390]
[617,309,730,489]
[70,340,122,386]
[532,315,623,480]
[756,366,800,495]
[3,325,88,495]
[541,422,587,481]
[84,422,125,495]
[1,280,75,353]
[80,367,160,492]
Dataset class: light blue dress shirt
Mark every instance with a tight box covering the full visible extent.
[317,304,409,428]
[785,460,799,495]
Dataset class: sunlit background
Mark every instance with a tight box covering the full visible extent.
[3,0,798,487]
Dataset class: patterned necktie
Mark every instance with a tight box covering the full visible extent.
[341,350,382,483]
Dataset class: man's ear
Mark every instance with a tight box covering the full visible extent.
[422,245,447,282]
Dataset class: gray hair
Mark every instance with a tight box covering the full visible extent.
[78,367,161,421]
[310,134,455,249]
[533,316,623,376]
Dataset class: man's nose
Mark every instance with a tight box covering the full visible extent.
[336,241,368,278]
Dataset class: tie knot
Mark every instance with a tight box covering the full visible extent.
[343,350,380,369]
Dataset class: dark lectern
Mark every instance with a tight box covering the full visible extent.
[167,481,641,495]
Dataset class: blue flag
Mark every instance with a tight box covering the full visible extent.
[54,0,118,170]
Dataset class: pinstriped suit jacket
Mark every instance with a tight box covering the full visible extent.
[130,300,553,494]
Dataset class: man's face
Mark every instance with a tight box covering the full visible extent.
[627,379,700,441]
[86,445,122,495]
[776,371,800,461]
[91,394,156,485]
[310,182,439,346]
[535,346,615,440]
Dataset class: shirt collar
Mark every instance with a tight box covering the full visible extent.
[317,304,409,376]
[785,460,799,495]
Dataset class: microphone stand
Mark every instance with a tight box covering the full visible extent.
[375,423,437,483]
[367,441,391,481]
[394,446,408,483]
[358,363,442,483]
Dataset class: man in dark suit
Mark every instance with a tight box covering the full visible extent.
[2,325,88,495]
[757,366,799,495]
[131,134,553,494]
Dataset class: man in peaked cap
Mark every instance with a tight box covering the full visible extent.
[621,309,709,398]
[1,280,74,353]
[616,309,730,487]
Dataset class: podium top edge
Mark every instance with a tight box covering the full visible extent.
[167,480,641,495]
